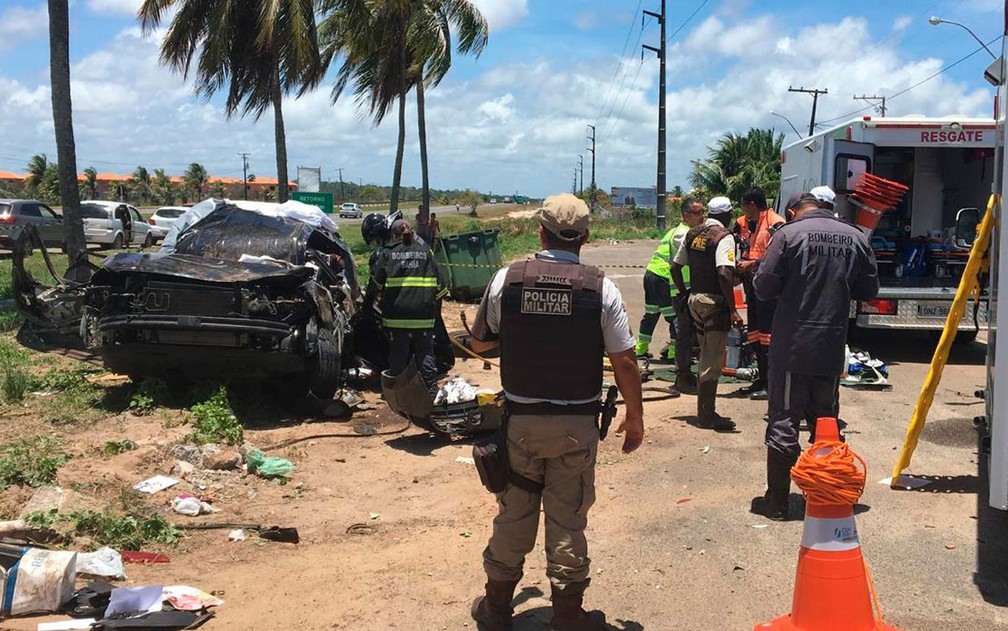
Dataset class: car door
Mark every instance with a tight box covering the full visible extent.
[37,203,63,246]
[15,203,46,240]
[129,207,148,244]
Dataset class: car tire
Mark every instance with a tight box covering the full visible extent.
[112,234,124,250]
[308,327,341,401]
[143,232,154,249]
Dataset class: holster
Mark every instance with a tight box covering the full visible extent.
[472,407,545,495]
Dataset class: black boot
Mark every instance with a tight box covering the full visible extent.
[550,581,607,631]
[749,345,769,400]
[697,381,735,431]
[674,371,698,395]
[751,449,794,521]
[471,579,519,631]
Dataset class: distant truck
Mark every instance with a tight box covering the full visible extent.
[778,115,994,341]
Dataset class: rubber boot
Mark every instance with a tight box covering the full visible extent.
[749,345,769,400]
[550,581,607,631]
[471,579,519,631]
[673,371,698,395]
[697,381,735,431]
[750,449,794,521]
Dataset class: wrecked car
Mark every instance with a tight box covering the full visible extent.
[73,200,360,399]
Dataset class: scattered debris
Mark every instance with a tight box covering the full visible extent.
[168,445,203,467]
[346,523,376,535]
[77,547,125,580]
[751,524,769,530]
[842,349,890,388]
[456,456,475,465]
[163,585,224,611]
[105,584,163,618]
[676,498,692,505]
[879,475,933,490]
[434,377,479,405]
[701,446,710,454]
[245,450,294,480]
[133,475,179,495]
[258,526,299,544]
[7,548,77,616]
[945,543,957,551]
[201,446,241,471]
[227,529,246,542]
[170,495,219,517]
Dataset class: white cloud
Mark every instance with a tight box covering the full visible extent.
[893,16,913,32]
[86,0,143,16]
[575,11,597,31]
[0,5,48,52]
[469,0,528,32]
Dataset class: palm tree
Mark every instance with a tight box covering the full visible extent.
[209,179,227,198]
[25,154,49,194]
[151,168,175,205]
[81,167,98,200]
[129,166,152,204]
[690,128,784,202]
[319,0,488,218]
[183,162,208,201]
[139,0,324,204]
[47,0,87,269]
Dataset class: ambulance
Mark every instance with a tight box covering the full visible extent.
[778,115,995,341]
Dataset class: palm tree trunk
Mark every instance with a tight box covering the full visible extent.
[417,79,430,226]
[390,43,407,215]
[47,0,86,276]
[272,64,290,204]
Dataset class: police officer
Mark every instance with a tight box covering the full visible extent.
[669,198,706,395]
[635,215,689,364]
[751,189,879,520]
[734,188,786,400]
[671,197,741,431]
[372,219,449,386]
[468,194,644,631]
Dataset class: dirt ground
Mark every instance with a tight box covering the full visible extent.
[2,239,1008,630]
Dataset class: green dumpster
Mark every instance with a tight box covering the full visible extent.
[435,229,502,300]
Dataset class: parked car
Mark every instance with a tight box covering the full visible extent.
[147,206,188,242]
[0,199,64,250]
[79,200,361,399]
[339,202,363,218]
[80,200,154,249]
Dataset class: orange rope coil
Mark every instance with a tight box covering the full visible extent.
[790,441,868,506]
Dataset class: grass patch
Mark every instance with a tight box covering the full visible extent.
[0,310,21,333]
[0,436,68,488]
[129,378,169,416]
[0,252,71,302]
[102,439,137,456]
[188,385,243,445]
[0,339,32,404]
[37,368,102,426]
[63,510,182,550]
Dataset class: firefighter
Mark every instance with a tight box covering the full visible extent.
[751,190,879,520]
[371,219,449,386]
[734,188,786,401]
[467,194,644,631]
[671,197,741,431]
[635,215,689,366]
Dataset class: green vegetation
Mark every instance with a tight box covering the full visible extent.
[103,439,138,456]
[68,510,183,550]
[36,368,101,426]
[690,128,784,202]
[0,436,68,488]
[188,386,244,445]
[0,251,70,302]
[129,379,169,416]
[0,339,32,403]
[0,310,21,332]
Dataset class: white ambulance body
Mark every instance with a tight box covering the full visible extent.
[779,116,994,340]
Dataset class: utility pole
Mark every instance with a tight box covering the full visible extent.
[853,94,887,117]
[335,167,346,201]
[578,155,584,194]
[788,86,828,136]
[573,169,578,195]
[238,152,251,200]
[643,0,667,231]
[586,124,597,207]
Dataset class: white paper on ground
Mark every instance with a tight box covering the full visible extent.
[879,475,933,490]
[38,620,96,631]
[133,475,179,494]
[77,546,125,579]
[104,585,164,618]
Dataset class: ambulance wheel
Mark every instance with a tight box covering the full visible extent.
[953,330,978,346]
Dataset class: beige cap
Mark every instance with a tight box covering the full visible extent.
[539,193,590,241]
[707,196,733,215]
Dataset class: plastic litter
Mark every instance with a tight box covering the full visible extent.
[162,585,224,611]
[5,548,77,616]
[245,450,294,479]
[433,377,479,405]
[132,475,179,495]
[842,349,890,388]
[104,585,163,618]
[77,547,125,580]
[170,495,219,517]
[227,529,246,542]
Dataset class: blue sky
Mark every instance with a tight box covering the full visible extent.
[0,0,1004,196]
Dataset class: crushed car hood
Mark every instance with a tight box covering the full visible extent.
[95,252,314,284]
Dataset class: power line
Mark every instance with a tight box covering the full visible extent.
[597,16,653,136]
[595,0,646,123]
[853,94,887,116]
[665,0,712,43]
[816,34,1001,127]
[788,86,828,136]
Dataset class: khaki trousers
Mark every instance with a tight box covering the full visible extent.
[482,414,598,592]
[688,293,729,384]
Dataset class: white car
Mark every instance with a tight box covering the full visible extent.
[148,206,188,241]
[339,202,363,218]
[80,200,155,249]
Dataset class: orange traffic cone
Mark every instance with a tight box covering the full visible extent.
[754,418,904,631]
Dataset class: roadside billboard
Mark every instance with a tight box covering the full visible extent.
[610,186,657,208]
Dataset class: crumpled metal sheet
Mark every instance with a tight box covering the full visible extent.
[95,251,313,284]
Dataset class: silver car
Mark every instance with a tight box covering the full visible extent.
[0,199,64,250]
[148,206,188,241]
[339,202,363,218]
[80,200,154,249]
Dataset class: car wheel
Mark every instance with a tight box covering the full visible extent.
[112,234,124,250]
[308,327,341,401]
[143,232,154,249]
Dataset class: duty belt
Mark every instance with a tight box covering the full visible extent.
[507,401,601,416]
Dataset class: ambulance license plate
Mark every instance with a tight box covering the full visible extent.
[917,302,951,319]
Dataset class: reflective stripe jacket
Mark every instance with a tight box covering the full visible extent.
[373,240,448,329]
[736,210,786,264]
[647,223,692,291]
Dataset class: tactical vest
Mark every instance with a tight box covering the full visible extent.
[685,222,730,295]
[499,259,605,401]
[736,210,785,261]
[379,242,442,329]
